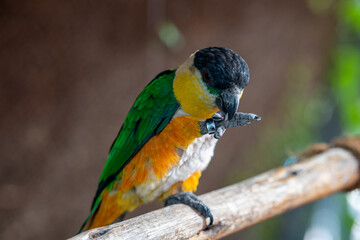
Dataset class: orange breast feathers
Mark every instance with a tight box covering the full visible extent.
[86,116,203,230]
[119,115,202,192]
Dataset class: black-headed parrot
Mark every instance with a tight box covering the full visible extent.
[79,47,260,232]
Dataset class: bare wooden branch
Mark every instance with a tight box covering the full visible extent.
[70,147,360,240]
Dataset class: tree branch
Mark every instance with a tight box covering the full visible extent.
[70,140,360,240]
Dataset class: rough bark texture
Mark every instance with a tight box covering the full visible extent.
[69,147,360,240]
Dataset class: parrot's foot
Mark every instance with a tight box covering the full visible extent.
[165,191,213,226]
[199,111,261,139]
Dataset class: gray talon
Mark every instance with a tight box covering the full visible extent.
[214,125,226,139]
[212,111,225,121]
[224,119,251,129]
[165,192,214,226]
[234,112,261,121]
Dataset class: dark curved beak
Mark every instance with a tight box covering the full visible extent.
[216,88,243,120]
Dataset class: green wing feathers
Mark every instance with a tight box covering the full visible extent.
[90,69,179,212]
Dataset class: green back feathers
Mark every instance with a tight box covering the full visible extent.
[91,69,179,210]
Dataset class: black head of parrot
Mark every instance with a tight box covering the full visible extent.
[194,47,250,119]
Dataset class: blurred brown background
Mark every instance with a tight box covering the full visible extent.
[0,0,336,239]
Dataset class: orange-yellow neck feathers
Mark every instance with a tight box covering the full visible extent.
[173,53,219,119]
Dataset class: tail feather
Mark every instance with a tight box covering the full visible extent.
[78,199,101,233]
[78,192,127,233]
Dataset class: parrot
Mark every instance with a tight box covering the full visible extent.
[79,47,260,232]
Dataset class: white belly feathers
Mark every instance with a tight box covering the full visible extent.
[135,134,218,202]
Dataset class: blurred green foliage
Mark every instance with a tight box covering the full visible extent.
[331,46,360,134]
[332,0,360,135]
[334,0,360,238]
[338,0,360,33]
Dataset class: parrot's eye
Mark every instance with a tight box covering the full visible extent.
[203,72,210,82]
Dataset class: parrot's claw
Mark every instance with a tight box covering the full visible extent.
[233,112,261,122]
[199,112,261,138]
[214,125,226,139]
[211,111,226,121]
[165,192,213,226]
